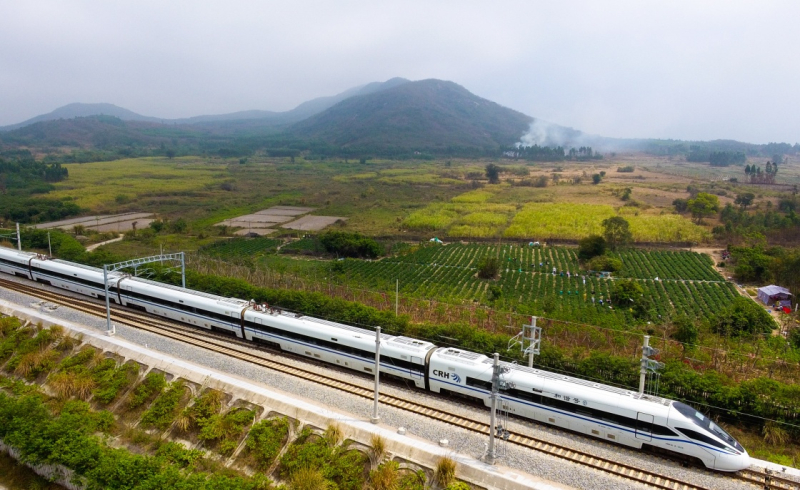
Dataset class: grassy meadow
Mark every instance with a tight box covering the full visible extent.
[50,156,229,210]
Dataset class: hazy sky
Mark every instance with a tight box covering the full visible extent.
[1,1,798,144]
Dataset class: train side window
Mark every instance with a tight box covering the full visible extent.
[466,377,492,391]
[675,427,726,450]
[651,424,677,436]
[380,355,414,371]
[506,388,542,404]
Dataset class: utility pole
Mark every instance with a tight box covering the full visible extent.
[371,326,381,424]
[16,223,21,251]
[527,316,540,368]
[47,232,52,257]
[102,253,186,338]
[103,265,115,336]
[507,316,541,368]
[640,335,663,395]
[395,279,399,316]
[486,352,500,465]
[639,336,649,394]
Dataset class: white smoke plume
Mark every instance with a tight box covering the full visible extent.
[517,119,584,148]
[516,119,631,152]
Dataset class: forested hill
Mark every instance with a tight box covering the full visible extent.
[0,78,413,133]
[1,103,162,131]
[0,116,208,149]
[288,79,534,152]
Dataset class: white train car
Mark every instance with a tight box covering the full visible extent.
[0,248,36,278]
[117,276,249,337]
[427,348,749,471]
[243,309,435,389]
[33,258,122,299]
[0,250,124,300]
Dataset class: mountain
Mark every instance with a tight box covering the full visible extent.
[288,79,533,151]
[0,78,411,132]
[1,103,162,131]
[0,79,535,153]
[174,78,412,135]
[0,115,198,148]
[288,77,410,122]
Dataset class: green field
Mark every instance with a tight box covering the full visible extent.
[226,242,735,326]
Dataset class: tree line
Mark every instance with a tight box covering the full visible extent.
[505,145,603,162]
[745,161,779,184]
[686,147,746,166]
[0,150,81,224]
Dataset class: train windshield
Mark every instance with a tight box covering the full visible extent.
[673,402,744,452]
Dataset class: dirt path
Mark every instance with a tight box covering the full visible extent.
[86,234,124,252]
[691,246,730,278]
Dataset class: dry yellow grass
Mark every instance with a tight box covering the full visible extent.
[50,157,227,209]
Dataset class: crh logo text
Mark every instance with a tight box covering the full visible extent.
[433,370,461,383]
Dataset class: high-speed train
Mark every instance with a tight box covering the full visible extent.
[0,246,749,471]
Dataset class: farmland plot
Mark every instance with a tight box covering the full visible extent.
[199,237,281,260]
[336,243,736,324]
[614,249,724,281]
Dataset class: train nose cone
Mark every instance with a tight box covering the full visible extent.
[717,451,750,472]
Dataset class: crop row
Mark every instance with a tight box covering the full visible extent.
[390,244,722,282]
[616,250,723,281]
[391,243,582,274]
[340,257,734,324]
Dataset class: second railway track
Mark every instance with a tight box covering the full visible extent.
[2,277,797,490]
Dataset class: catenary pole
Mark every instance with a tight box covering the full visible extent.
[104,265,114,336]
[487,352,500,465]
[639,335,649,394]
[529,316,537,368]
[371,327,381,423]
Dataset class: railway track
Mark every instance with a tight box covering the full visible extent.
[738,468,800,490]
[2,277,797,490]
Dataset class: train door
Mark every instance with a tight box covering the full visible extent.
[635,412,653,442]
[411,356,423,380]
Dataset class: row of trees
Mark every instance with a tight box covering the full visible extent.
[709,151,746,167]
[567,146,603,160]
[745,161,779,184]
[510,145,566,161]
[686,147,745,165]
[506,145,604,162]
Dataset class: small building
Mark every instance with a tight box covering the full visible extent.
[757,285,793,307]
